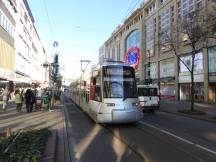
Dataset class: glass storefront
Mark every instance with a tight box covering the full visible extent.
[180,83,204,101]
[160,82,176,100]
[208,46,216,103]
[178,52,205,102]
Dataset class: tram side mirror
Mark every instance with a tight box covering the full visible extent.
[93,78,96,85]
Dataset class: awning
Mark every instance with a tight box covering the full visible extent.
[15,70,30,78]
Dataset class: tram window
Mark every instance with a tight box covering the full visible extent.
[94,86,102,102]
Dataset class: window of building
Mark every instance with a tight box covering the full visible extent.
[146,2,156,16]
[117,43,120,61]
[160,0,167,4]
[182,0,194,19]
[196,0,202,9]
[126,30,141,51]
[170,6,175,23]
[145,62,157,80]
[146,19,154,57]
[112,47,115,59]
[159,9,170,43]
[208,47,216,74]
[154,18,157,32]
[20,4,24,17]
[0,9,15,37]
[12,0,17,6]
[177,1,181,18]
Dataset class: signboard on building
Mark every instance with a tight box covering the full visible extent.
[125,47,140,69]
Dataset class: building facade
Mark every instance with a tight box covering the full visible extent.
[0,0,16,85]
[0,0,47,89]
[102,0,216,103]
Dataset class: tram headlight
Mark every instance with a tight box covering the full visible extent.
[106,103,115,107]
[132,102,138,106]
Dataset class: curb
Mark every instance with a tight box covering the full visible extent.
[63,104,77,162]
[42,129,57,162]
[159,110,216,123]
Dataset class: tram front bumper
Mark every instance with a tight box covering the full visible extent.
[111,109,143,123]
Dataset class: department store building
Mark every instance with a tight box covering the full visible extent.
[101,0,216,103]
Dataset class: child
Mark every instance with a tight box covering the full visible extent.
[15,89,22,112]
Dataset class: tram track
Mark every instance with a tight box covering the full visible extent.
[64,97,216,162]
[102,120,216,162]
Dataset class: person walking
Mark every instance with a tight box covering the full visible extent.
[2,88,9,111]
[25,89,35,113]
[14,89,22,112]
[20,89,25,108]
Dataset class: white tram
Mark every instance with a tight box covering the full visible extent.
[70,61,143,123]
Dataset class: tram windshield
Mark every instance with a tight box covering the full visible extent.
[103,66,137,99]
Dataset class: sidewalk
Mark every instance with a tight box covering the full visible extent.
[0,103,66,162]
[159,100,216,123]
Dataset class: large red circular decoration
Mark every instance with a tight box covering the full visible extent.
[125,47,140,69]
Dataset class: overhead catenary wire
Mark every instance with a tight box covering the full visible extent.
[69,25,109,33]
[121,0,139,22]
[121,0,143,22]
[42,0,55,40]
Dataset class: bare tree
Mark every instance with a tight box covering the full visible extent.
[159,5,216,112]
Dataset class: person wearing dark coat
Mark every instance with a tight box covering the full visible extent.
[25,89,35,113]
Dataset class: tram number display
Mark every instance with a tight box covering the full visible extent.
[103,66,134,77]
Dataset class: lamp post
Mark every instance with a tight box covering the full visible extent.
[42,41,60,111]
[79,60,91,105]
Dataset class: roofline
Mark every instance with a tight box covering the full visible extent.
[23,0,35,23]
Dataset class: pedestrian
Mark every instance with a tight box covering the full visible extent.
[14,89,22,112]
[42,91,49,110]
[2,88,9,111]
[20,89,25,108]
[25,89,35,113]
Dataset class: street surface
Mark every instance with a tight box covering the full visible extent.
[63,96,216,162]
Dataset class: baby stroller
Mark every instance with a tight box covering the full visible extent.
[35,97,42,111]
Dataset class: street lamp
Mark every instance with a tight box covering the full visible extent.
[42,41,60,111]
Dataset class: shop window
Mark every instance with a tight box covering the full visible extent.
[180,83,204,101]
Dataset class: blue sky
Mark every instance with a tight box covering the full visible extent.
[28,0,143,79]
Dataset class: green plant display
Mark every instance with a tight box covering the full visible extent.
[0,128,50,162]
